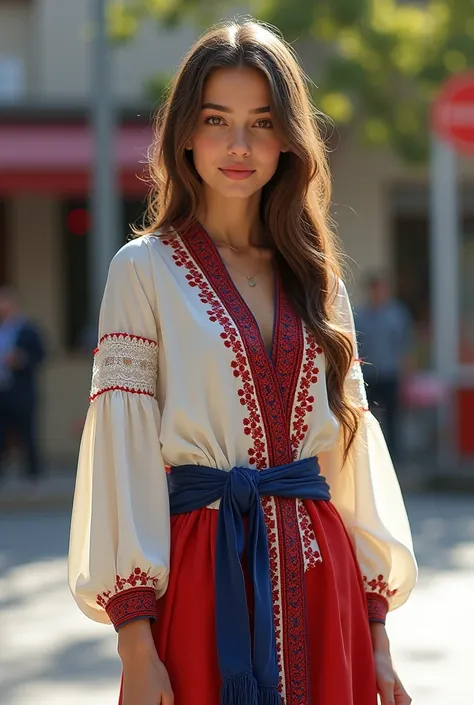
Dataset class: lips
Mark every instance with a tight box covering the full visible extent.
[219,166,256,181]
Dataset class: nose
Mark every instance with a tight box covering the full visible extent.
[227,126,251,158]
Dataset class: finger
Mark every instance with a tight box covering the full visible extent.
[394,674,411,704]
[161,689,174,705]
[378,678,395,705]
[394,689,411,705]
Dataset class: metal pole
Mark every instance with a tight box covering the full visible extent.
[90,0,120,325]
[429,135,459,469]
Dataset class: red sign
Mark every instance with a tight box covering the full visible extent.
[432,72,474,154]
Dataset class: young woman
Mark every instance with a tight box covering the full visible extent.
[68,19,417,705]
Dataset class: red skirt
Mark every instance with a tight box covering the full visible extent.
[125,499,377,705]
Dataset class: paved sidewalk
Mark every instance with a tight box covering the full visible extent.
[0,474,76,511]
[387,494,474,703]
[0,510,120,704]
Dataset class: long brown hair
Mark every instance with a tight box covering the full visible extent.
[136,19,361,456]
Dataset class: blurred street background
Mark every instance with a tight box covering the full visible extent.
[1,0,474,702]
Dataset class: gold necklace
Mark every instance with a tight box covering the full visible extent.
[212,240,242,253]
[226,262,262,287]
[212,239,264,287]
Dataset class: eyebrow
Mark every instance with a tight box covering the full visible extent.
[201,102,271,115]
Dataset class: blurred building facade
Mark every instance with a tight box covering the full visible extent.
[1,0,474,466]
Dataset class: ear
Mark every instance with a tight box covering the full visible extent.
[185,141,193,151]
[281,146,289,153]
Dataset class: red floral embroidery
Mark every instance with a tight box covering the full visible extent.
[98,332,157,347]
[297,500,322,571]
[272,285,305,453]
[363,574,398,600]
[263,496,313,703]
[96,568,159,609]
[89,386,154,402]
[162,235,267,468]
[367,593,388,623]
[262,497,285,697]
[291,330,323,458]
[277,497,310,704]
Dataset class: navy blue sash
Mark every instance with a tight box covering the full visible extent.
[168,456,330,705]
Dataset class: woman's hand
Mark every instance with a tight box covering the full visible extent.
[118,620,174,705]
[121,649,173,705]
[370,622,411,705]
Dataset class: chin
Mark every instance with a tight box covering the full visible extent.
[209,179,266,200]
[222,186,259,199]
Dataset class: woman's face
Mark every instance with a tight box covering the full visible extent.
[189,66,286,200]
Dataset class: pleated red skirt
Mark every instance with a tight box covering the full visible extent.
[122,499,378,705]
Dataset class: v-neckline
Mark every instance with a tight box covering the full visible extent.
[177,219,306,467]
[198,223,280,363]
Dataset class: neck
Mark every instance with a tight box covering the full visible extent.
[198,186,265,250]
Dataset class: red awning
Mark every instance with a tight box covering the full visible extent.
[0,123,154,195]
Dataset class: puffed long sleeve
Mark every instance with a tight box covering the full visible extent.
[68,238,170,630]
[320,281,417,623]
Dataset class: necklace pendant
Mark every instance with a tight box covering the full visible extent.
[248,278,256,287]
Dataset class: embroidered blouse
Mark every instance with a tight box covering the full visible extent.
[68,225,417,630]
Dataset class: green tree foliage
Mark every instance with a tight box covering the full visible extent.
[109,0,474,162]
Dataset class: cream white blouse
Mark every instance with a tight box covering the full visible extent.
[68,224,417,628]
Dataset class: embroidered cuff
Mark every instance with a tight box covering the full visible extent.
[105,587,158,631]
[367,593,389,624]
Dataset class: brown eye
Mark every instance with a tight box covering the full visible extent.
[205,116,225,126]
[254,119,273,129]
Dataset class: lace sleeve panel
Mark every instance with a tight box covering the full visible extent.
[89,333,159,402]
[346,359,369,411]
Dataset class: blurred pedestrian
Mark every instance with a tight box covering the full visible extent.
[0,287,46,484]
[69,20,416,705]
[356,274,414,460]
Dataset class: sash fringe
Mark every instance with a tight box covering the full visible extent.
[259,685,283,705]
[221,673,258,705]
